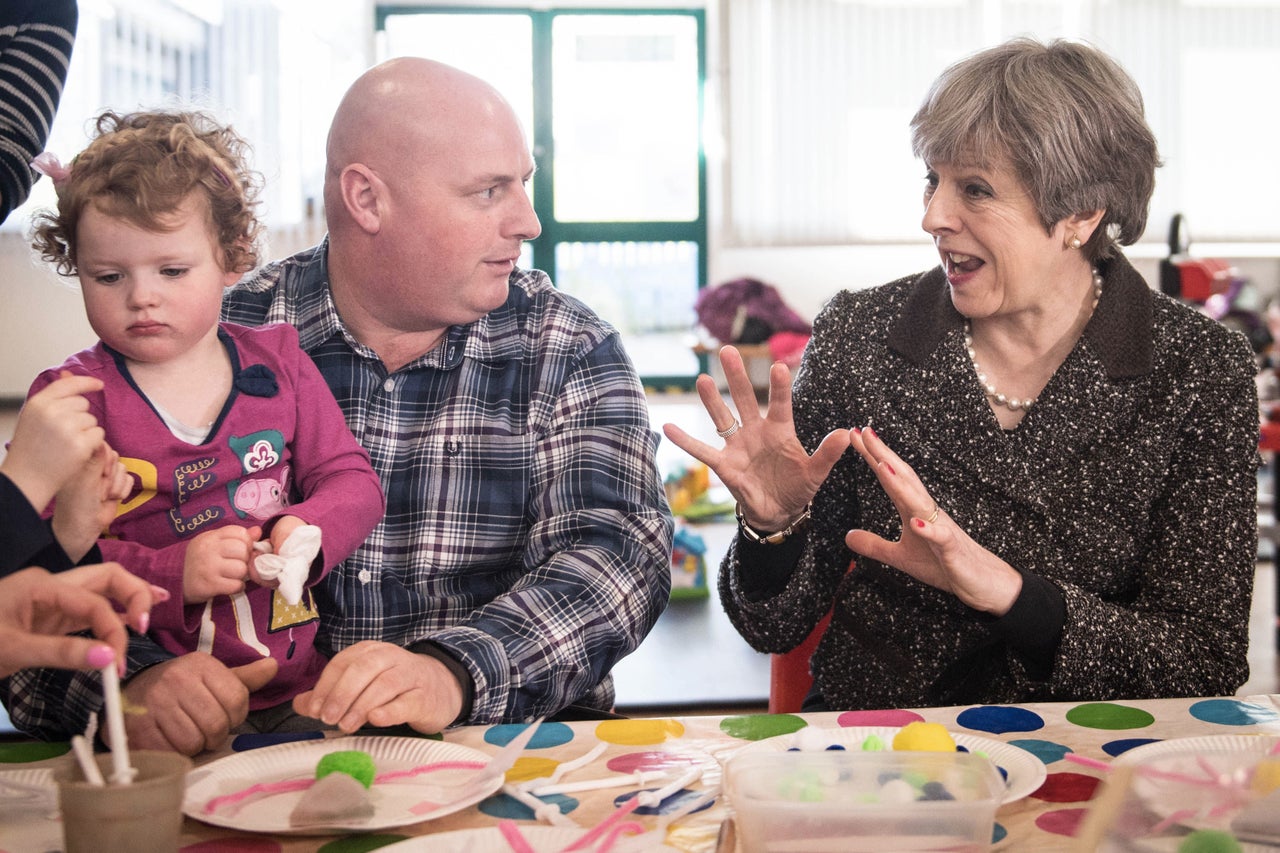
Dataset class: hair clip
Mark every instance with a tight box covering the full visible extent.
[31,152,71,187]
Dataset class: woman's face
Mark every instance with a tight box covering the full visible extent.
[921,158,1078,321]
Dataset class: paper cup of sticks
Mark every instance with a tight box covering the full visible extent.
[54,749,192,853]
[53,663,191,852]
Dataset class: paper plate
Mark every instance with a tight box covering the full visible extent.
[184,736,503,835]
[734,725,1046,803]
[1112,734,1280,847]
[0,767,55,812]
[378,826,681,852]
[1112,733,1280,767]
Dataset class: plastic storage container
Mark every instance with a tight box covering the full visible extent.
[725,749,1004,853]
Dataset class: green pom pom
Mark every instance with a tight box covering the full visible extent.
[315,750,377,789]
[1177,829,1243,853]
[861,734,885,751]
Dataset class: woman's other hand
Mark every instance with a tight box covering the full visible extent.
[846,427,1023,615]
[662,345,850,532]
[0,563,166,678]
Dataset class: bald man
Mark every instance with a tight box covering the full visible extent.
[6,58,673,754]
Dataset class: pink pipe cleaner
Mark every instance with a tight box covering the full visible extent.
[497,818,535,853]
[563,796,641,851]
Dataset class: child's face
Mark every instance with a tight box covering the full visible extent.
[75,194,241,368]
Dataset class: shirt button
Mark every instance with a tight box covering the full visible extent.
[358,569,372,583]
[382,378,395,392]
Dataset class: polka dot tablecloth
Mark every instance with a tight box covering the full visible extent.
[2,695,1277,852]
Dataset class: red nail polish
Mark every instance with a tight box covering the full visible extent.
[866,427,878,441]
[914,518,926,528]
[883,462,895,475]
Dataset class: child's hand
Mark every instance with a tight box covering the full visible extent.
[246,516,306,588]
[50,443,129,562]
[2,373,106,512]
[183,526,261,603]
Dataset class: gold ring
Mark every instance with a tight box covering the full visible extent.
[716,420,741,439]
[925,502,940,524]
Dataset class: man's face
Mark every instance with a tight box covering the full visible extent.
[381,105,541,331]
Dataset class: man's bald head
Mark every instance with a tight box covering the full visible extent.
[324,57,518,217]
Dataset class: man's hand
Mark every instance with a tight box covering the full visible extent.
[292,641,463,735]
[116,654,277,755]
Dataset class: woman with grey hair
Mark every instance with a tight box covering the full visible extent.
[665,38,1259,710]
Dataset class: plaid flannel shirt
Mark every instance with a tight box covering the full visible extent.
[3,240,672,736]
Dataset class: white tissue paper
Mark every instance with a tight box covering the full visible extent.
[253,524,322,606]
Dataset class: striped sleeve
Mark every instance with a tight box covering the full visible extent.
[0,0,76,223]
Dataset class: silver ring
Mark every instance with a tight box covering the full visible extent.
[925,502,940,525]
[716,420,741,439]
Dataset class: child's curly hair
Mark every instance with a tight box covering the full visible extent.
[30,109,263,276]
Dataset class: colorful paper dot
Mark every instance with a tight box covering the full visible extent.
[596,719,685,746]
[607,751,704,774]
[506,756,559,784]
[485,721,573,750]
[1189,699,1280,727]
[1102,738,1161,758]
[231,731,325,752]
[615,787,711,816]
[719,714,805,741]
[1008,738,1071,764]
[1065,703,1155,730]
[479,791,577,821]
[1035,807,1088,837]
[955,705,1045,734]
[1030,772,1101,803]
[992,822,1007,844]
[835,709,924,728]
[0,741,69,763]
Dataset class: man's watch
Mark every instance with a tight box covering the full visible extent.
[735,502,812,545]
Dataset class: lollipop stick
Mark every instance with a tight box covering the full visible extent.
[100,664,135,785]
[70,735,105,786]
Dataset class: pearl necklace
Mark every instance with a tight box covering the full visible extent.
[964,267,1103,413]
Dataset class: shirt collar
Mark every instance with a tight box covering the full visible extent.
[294,239,550,370]
[887,252,1153,380]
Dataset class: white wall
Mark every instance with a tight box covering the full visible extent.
[6,224,1279,399]
[0,223,325,400]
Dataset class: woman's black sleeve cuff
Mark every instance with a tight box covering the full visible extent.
[736,527,809,602]
[987,572,1066,680]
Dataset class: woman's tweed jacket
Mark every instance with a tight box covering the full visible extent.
[720,254,1260,709]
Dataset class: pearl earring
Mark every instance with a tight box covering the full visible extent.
[1069,235,1083,250]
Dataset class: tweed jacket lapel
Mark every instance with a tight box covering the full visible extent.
[882,255,1156,512]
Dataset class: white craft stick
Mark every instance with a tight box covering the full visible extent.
[534,741,608,787]
[635,766,703,808]
[611,786,723,853]
[501,783,579,828]
[100,664,135,785]
[70,735,105,786]
[528,768,672,797]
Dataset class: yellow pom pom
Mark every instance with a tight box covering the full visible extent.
[891,722,956,753]
[1251,758,1280,795]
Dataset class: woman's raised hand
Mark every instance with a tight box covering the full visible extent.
[662,346,850,532]
[845,427,1022,615]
